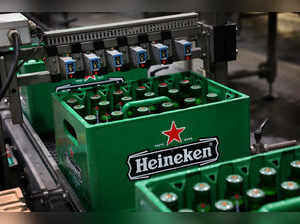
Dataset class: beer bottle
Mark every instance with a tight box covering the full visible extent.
[158,82,169,96]
[121,96,133,105]
[206,93,218,103]
[161,102,174,112]
[89,94,101,115]
[160,192,178,211]
[183,97,197,108]
[258,167,277,203]
[280,181,300,199]
[143,92,159,113]
[168,89,180,108]
[112,89,124,109]
[136,106,150,117]
[178,208,194,212]
[67,97,78,107]
[84,114,97,124]
[98,100,111,123]
[193,182,211,212]
[246,188,265,211]
[73,104,86,118]
[214,199,234,212]
[190,85,202,105]
[179,79,191,94]
[144,91,156,99]
[121,96,134,117]
[290,160,300,184]
[225,174,245,212]
[111,111,124,121]
[135,86,147,100]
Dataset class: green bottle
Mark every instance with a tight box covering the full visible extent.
[190,85,202,105]
[73,104,86,118]
[89,94,101,115]
[280,181,300,199]
[121,96,133,117]
[183,97,197,108]
[121,96,133,105]
[98,100,111,123]
[179,79,191,94]
[178,208,194,212]
[135,86,147,100]
[290,160,300,184]
[158,82,169,96]
[225,174,245,212]
[112,89,124,109]
[206,92,218,103]
[144,91,156,99]
[214,199,234,212]
[193,182,211,212]
[136,106,150,117]
[84,114,97,124]
[160,192,178,211]
[258,167,277,203]
[67,97,78,107]
[111,111,124,121]
[168,89,180,108]
[161,102,174,112]
[246,188,265,211]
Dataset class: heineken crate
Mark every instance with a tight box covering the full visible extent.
[19,60,65,134]
[53,71,250,211]
[19,59,148,134]
[135,145,300,212]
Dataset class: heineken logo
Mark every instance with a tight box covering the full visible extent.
[127,137,219,181]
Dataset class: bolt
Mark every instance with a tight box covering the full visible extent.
[7,29,19,43]
[28,20,37,31]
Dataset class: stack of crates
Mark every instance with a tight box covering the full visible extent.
[135,145,300,212]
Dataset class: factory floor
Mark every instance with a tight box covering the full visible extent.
[62,13,300,145]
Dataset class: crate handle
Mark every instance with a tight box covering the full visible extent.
[63,120,79,146]
[121,96,171,118]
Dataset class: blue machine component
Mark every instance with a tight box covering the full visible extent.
[137,49,147,64]
[59,56,76,77]
[175,39,192,60]
[106,50,123,70]
[183,41,192,57]
[130,46,148,67]
[83,53,101,74]
[151,43,168,64]
[158,45,168,60]
[113,54,123,67]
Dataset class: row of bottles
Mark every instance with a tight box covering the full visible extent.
[159,160,300,212]
[64,74,221,124]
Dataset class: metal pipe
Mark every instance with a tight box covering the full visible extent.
[265,140,297,151]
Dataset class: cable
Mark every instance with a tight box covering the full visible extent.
[16,40,41,71]
[0,33,21,100]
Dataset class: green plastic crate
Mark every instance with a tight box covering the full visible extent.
[135,145,300,212]
[19,59,149,134]
[53,71,250,211]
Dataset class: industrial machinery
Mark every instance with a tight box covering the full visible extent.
[0,12,297,212]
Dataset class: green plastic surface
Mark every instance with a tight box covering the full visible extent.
[135,145,300,212]
[18,59,148,134]
[53,71,250,211]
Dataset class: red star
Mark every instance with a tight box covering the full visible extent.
[162,121,185,145]
[84,75,96,81]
